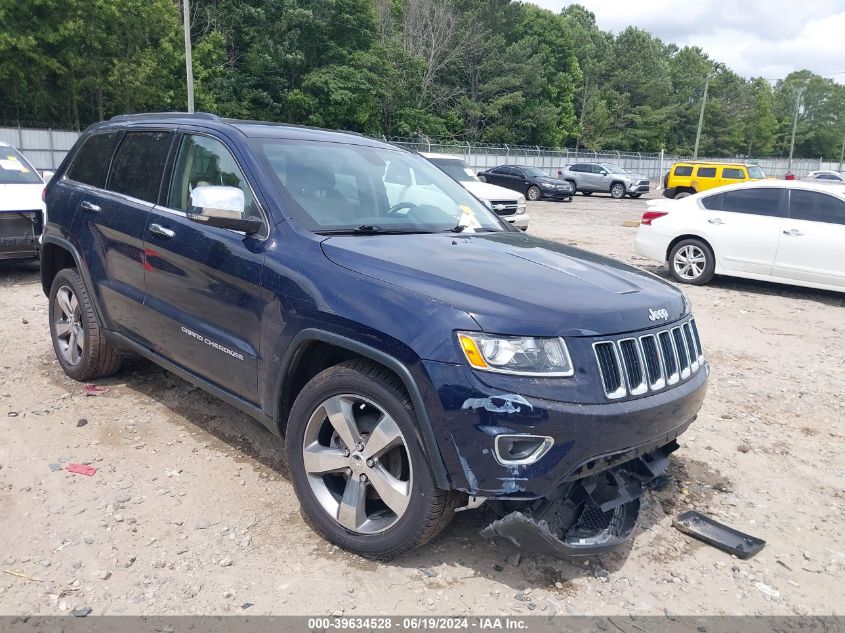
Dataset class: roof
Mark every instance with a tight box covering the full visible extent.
[670,159,758,167]
[102,112,393,149]
[683,178,845,197]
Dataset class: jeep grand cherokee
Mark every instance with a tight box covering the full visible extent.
[41,113,708,559]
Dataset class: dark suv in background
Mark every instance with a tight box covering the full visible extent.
[42,113,707,559]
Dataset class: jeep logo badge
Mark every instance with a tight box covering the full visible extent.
[648,308,669,322]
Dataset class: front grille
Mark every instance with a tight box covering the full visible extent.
[637,179,649,187]
[593,319,703,399]
[490,200,519,216]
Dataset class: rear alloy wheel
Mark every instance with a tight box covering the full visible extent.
[286,359,458,558]
[669,239,715,285]
[49,268,122,381]
[565,180,576,195]
[526,185,541,201]
[610,183,626,199]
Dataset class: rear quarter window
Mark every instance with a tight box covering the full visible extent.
[722,167,745,179]
[65,132,121,188]
[696,167,717,178]
[673,166,693,177]
[107,131,173,204]
[789,189,845,225]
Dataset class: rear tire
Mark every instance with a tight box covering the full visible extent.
[286,359,458,559]
[668,239,715,285]
[49,268,122,381]
[565,180,576,195]
[581,191,593,196]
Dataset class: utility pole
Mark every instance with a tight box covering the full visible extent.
[693,75,710,159]
[787,86,805,173]
[575,74,589,155]
[183,0,195,113]
[838,131,845,173]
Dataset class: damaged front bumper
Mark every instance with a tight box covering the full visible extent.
[481,441,675,556]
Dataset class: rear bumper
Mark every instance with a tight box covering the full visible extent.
[634,227,669,263]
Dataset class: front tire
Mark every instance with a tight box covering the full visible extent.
[526,185,541,201]
[286,359,458,559]
[49,268,122,381]
[610,183,626,199]
[668,239,715,285]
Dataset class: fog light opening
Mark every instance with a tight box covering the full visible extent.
[494,434,554,465]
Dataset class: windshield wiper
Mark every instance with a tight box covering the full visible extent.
[317,225,434,235]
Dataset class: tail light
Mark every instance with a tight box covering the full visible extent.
[641,211,668,225]
[42,187,47,202]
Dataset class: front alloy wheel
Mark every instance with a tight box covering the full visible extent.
[303,394,412,534]
[668,239,715,285]
[526,185,541,201]
[286,359,459,558]
[610,183,626,199]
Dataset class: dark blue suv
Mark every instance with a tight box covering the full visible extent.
[41,113,708,559]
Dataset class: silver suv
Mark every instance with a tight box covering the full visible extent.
[559,163,650,199]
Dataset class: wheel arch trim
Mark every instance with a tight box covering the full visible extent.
[41,235,106,327]
[272,329,451,490]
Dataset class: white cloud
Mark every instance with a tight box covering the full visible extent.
[529,0,845,81]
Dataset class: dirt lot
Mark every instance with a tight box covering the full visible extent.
[1,192,843,616]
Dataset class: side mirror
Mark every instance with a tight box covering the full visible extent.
[187,186,262,234]
[599,170,608,176]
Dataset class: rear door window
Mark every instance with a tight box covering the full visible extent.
[720,188,784,217]
[65,132,120,188]
[696,167,717,178]
[674,166,693,177]
[789,189,845,225]
[107,131,173,203]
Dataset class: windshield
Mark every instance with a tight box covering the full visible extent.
[251,139,504,234]
[429,158,478,183]
[748,165,766,179]
[522,167,550,178]
[601,164,627,174]
[0,147,42,185]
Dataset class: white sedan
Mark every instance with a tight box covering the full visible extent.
[635,180,845,293]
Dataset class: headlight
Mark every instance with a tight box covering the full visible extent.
[540,182,554,188]
[457,332,574,376]
[517,195,526,204]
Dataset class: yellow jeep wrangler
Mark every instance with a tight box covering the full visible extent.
[662,161,765,199]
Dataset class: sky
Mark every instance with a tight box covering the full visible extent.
[530,0,845,83]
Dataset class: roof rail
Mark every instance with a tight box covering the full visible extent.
[109,112,219,122]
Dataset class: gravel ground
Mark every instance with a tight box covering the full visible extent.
[1,191,843,616]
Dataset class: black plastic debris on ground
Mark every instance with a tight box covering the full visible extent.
[673,510,765,559]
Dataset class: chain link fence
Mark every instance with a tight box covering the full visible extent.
[387,137,842,181]
[2,123,841,180]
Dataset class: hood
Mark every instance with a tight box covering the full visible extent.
[462,180,523,202]
[623,173,648,182]
[321,232,687,337]
[0,184,45,212]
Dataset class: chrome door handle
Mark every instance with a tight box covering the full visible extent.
[783,229,804,236]
[708,218,725,225]
[80,200,101,213]
[149,223,175,238]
